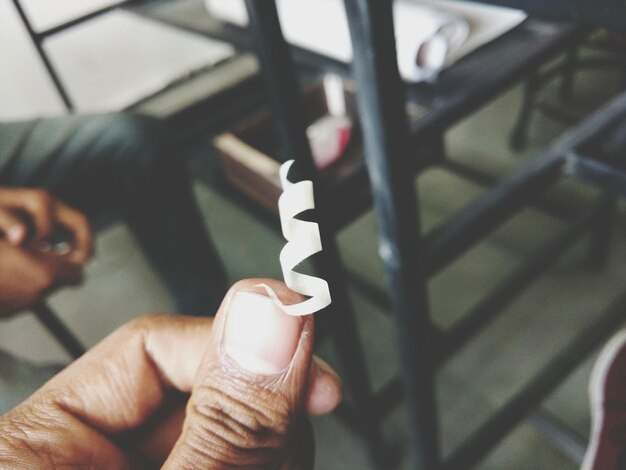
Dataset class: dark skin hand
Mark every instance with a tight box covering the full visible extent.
[0,240,82,316]
[0,279,343,469]
[0,187,92,317]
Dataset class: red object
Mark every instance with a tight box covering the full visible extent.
[307,114,353,169]
[582,330,626,470]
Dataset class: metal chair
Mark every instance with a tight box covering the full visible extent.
[215,1,626,468]
[345,2,626,468]
[510,31,626,151]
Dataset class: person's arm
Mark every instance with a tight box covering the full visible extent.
[0,279,342,468]
[0,187,92,317]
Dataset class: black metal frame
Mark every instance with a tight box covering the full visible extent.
[344,1,589,467]
[32,303,85,359]
[242,1,387,460]
[510,32,626,151]
[473,0,626,154]
[237,1,626,469]
[348,3,626,465]
[342,1,439,466]
[510,51,585,151]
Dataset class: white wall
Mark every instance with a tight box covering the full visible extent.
[0,0,233,120]
[0,0,68,120]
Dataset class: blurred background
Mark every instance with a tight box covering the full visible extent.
[2,0,626,468]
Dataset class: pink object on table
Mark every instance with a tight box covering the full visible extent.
[306,114,353,169]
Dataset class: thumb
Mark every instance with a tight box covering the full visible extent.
[163,280,315,469]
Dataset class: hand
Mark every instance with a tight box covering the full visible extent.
[0,279,342,469]
[0,240,83,317]
[0,187,92,263]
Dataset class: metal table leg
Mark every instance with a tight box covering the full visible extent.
[344,1,440,468]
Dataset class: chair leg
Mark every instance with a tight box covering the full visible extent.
[559,46,579,103]
[586,193,617,270]
[32,302,86,359]
[241,2,388,461]
[331,314,390,465]
[314,239,390,465]
[619,67,626,91]
[510,72,540,152]
[390,286,440,470]
[429,134,447,163]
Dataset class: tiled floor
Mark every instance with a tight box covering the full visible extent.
[3,45,626,469]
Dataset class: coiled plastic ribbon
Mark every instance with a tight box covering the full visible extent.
[275,159,332,316]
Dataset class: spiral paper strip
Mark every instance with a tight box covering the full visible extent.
[276,160,332,316]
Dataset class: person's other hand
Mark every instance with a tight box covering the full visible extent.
[0,240,83,317]
[0,187,92,263]
[0,279,342,469]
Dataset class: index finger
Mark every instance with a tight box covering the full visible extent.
[0,189,54,242]
[17,279,336,434]
[42,314,213,433]
[0,313,215,469]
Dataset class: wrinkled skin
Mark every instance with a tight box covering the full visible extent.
[0,279,342,469]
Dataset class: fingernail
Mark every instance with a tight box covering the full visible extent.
[315,357,339,381]
[7,226,23,244]
[224,290,302,375]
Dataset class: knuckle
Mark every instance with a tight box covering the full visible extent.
[184,380,292,465]
[23,190,50,210]
[76,212,89,229]
[30,189,48,202]
[31,267,54,293]
[124,313,169,332]
[0,422,34,461]
[2,408,51,446]
[118,313,170,340]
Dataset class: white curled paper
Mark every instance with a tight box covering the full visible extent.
[276,160,332,316]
